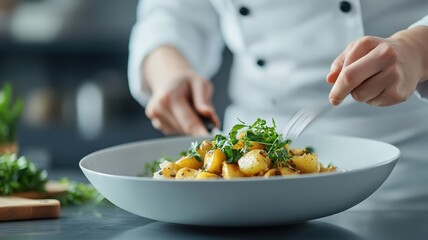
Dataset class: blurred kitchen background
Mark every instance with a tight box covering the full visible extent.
[0,0,231,169]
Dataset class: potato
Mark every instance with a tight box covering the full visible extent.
[233,140,264,151]
[263,169,277,178]
[222,163,246,179]
[237,131,246,139]
[234,130,264,150]
[278,167,298,176]
[290,148,306,156]
[160,161,181,178]
[285,144,290,154]
[175,167,200,180]
[320,163,337,173]
[204,149,226,174]
[197,140,212,160]
[195,171,221,180]
[176,155,203,170]
[238,149,271,176]
[292,153,320,173]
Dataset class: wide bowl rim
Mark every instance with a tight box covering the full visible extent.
[79,134,401,183]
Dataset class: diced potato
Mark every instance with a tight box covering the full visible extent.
[263,169,277,178]
[175,167,200,180]
[153,170,164,179]
[204,149,226,174]
[238,149,271,176]
[237,131,246,139]
[234,131,265,150]
[176,155,203,170]
[233,140,264,151]
[278,167,298,176]
[160,161,181,178]
[233,140,244,150]
[195,171,221,180]
[290,148,305,156]
[197,140,212,160]
[292,153,320,173]
[222,163,246,179]
[320,163,337,173]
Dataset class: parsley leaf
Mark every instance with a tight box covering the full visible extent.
[0,154,47,195]
[210,118,292,166]
[185,141,202,162]
[56,178,104,206]
[0,83,24,144]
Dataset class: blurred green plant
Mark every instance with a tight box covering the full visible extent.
[0,83,24,144]
[0,153,105,206]
[56,178,105,206]
[0,154,48,195]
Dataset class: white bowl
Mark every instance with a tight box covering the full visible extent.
[79,135,399,227]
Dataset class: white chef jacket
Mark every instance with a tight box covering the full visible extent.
[128,0,428,210]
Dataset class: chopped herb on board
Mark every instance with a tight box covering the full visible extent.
[0,154,104,205]
[0,154,47,195]
[56,178,104,206]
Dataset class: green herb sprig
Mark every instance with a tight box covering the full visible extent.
[185,141,202,162]
[0,83,24,144]
[139,158,163,177]
[213,118,292,166]
[56,178,104,206]
[0,154,104,206]
[0,154,48,195]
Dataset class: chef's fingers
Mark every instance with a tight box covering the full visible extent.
[367,87,407,107]
[329,43,388,105]
[327,37,378,86]
[326,55,344,84]
[364,66,410,107]
[171,96,208,136]
[343,36,380,67]
[150,117,180,135]
[366,90,388,106]
[190,78,221,129]
[145,96,183,134]
[327,42,355,84]
[351,71,387,102]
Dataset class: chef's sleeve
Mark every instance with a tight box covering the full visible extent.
[409,15,428,102]
[127,0,224,106]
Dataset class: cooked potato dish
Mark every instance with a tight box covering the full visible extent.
[151,118,336,180]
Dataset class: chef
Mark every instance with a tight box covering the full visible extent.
[128,0,428,210]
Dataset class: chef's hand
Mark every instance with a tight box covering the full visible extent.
[143,45,220,136]
[327,26,428,106]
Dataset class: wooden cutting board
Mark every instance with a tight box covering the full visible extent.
[0,197,60,221]
[0,181,67,221]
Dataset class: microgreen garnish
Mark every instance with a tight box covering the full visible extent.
[213,118,292,166]
[305,146,315,154]
[213,134,241,163]
[185,141,202,162]
[139,159,163,177]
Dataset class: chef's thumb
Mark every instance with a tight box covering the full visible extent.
[190,78,220,128]
[190,78,214,114]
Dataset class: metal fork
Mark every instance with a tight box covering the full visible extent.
[282,103,332,139]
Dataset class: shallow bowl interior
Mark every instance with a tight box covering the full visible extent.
[80,135,400,227]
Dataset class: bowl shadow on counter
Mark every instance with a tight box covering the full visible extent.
[110,220,365,240]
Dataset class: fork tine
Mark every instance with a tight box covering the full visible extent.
[286,112,312,139]
[290,112,316,138]
[282,109,306,138]
[283,103,332,139]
